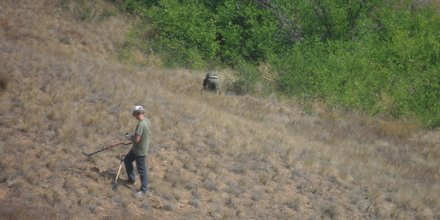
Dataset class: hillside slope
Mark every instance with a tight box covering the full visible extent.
[0,1,439,219]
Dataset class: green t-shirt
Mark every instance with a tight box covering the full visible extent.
[132,118,151,156]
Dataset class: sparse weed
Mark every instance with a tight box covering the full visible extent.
[184,180,198,190]
[163,202,174,211]
[24,171,38,185]
[173,190,182,201]
[226,181,245,196]
[0,74,9,96]
[205,160,221,173]
[231,162,246,174]
[73,0,97,21]
[224,196,236,209]
[188,199,201,208]
[203,178,217,192]
[258,173,271,186]
[98,8,116,20]
[164,168,182,188]
[58,0,70,10]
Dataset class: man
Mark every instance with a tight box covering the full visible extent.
[125,105,151,197]
[202,71,219,93]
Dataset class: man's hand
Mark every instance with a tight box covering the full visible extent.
[126,133,134,141]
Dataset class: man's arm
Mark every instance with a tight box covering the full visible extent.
[133,134,141,143]
[133,122,144,143]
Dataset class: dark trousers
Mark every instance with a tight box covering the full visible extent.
[124,150,148,192]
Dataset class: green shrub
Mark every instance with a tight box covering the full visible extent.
[231,60,261,95]
[145,0,219,68]
[116,0,440,127]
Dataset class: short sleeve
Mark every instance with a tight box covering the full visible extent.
[135,122,144,136]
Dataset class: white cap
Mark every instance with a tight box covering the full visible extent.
[132,105,144,114]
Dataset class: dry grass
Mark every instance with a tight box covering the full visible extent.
[0,0,439,219]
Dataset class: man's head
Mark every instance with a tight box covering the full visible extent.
[132,105,145,119]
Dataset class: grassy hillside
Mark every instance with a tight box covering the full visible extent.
[0,0,439,219]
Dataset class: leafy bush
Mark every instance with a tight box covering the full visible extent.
[230,60,261,95]
[215,0,279,64]
[117,0,440,127]
[145,0,219,68]
[272,4,440,127]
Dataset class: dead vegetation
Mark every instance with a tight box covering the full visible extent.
[0,0,439,219]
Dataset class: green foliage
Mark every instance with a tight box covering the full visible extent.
[117,0,440,127]
[295,0,379,40]
[215,0,279,64]
[125,0,283,68]
[146,0,219,68]
[272,4,440,127]
[120,0,158,13]
[230,60,261,95]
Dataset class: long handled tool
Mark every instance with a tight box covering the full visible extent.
[114,155,125,184]
[82,142,131,157]
[113,155,125,190]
